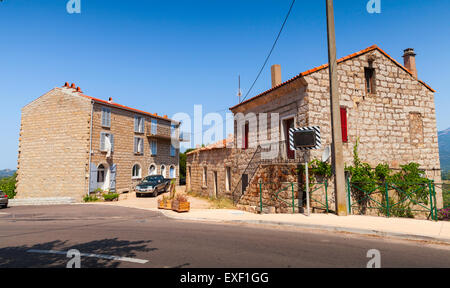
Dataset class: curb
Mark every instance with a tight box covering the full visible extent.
[157,210,450,245]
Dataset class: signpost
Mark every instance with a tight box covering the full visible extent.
[289,126,321,216]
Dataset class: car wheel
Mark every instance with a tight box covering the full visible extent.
[152,189,158,197]
[136,193,141,198]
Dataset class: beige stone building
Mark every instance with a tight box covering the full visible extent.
[187,45,442,212]
[17,83,181,201]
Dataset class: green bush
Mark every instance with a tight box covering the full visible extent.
[0,173,17,199]
[83,195,100,202]
[346,138,430,218]
[103,193,119,201]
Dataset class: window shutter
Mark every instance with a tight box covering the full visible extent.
[140,118,145,133]
[139,138,144,154]
[340,107,348,143]
[100,133,106,151]
[110,134,114,151]
[107,110,111,127]
[134,116,138,132]
[134,137,138,153]
[101,109,106,126]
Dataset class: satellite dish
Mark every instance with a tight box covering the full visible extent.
[322,146,331,162]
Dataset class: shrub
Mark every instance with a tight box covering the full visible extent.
[175,194,188,202]
[83,194,100,202]
[103,193,119,201]
[0,173,17,199]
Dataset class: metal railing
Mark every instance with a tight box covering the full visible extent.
[346,178,439,221]
[257,180,330,214]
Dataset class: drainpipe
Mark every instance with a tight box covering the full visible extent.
[87,100,94,196]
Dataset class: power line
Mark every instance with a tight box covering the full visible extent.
[240,0,296,103]
[184,0,297,141]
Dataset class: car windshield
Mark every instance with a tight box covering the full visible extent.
[143,176,159,183]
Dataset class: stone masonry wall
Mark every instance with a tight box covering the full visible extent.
[91,103,179,193]
[304,49,442,207]
[17,88,92,201]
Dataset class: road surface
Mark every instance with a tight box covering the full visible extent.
[0,205,449,268]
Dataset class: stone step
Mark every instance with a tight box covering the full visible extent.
[9,197,76,206]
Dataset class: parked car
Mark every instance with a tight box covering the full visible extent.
[135,175,171,197]
[0,190,8,208]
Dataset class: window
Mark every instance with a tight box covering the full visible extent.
[151,140,157,155]
[169,166,176,178]
[134,116,145,133]
[132,164,141,178]
[101,108,111,127]
[134,137,144,154]
[364,67,376,94]
[97,164,105,183]
[243,123,249,150]
[171,124,177,137]
[100,132,114,152]
[151,119,157,135]
[149,164,156,176]
[202,167,207,187]
[170,145,176,157]
[161,165,166,177]
[340,107,348,143]
[226,167,231,191]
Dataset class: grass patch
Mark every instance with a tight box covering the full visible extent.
[187,190,236,209]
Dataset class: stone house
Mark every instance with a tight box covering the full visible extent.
[17,83,181,201]
[186,45,442,212]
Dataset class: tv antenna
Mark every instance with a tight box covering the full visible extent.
[237,75,242,103]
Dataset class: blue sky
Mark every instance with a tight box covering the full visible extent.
[0,0,449,169]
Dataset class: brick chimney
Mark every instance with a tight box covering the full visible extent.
[403,48,417,78]
[271,64,282,88]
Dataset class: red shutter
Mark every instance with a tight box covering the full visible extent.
[340,107,348,143]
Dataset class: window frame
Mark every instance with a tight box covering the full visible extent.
[134,115,145,134]
[100,132,114,152]
[132,164,142,179]
[151,119,158,135]
[151,140,157,156]
[364,67,376,95]
[202,166,208,187]
[101,107,111,128]
[134,137,144,155]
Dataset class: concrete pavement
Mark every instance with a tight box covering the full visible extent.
[94,190,450,244]
[1,205,449,268]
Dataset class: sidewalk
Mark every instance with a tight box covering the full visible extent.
[92,190,450,244]
[154,209,450,244]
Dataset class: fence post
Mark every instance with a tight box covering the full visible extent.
[346,176,352,215]
[432,180,438,221]
[292,182,295,214]
[428,180,434,221]
[385,182,390,218]
[259,181,263,214]
[325,180,329,214]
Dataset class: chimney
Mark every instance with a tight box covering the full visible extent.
[271,64,282,88]
[403,48,417,78]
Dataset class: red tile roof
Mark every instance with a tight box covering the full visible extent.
[61,82,176,123]
[186,134,234,155]
[229,45,435,111]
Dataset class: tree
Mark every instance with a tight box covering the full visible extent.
[179,148,196,179]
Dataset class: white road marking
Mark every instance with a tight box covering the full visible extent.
[27,249,148,264]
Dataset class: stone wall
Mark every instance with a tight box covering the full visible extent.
[186,148,256,199]
[304,49,442,207]
[17,88,92,201]
[90,102,179,193]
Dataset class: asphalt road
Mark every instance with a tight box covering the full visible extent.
[0,205,449,268]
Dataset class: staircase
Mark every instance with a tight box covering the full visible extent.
[231,146,263,206]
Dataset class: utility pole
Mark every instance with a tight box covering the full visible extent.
[325,0,347,216]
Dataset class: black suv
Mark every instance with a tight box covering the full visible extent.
[135,175,171,197]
